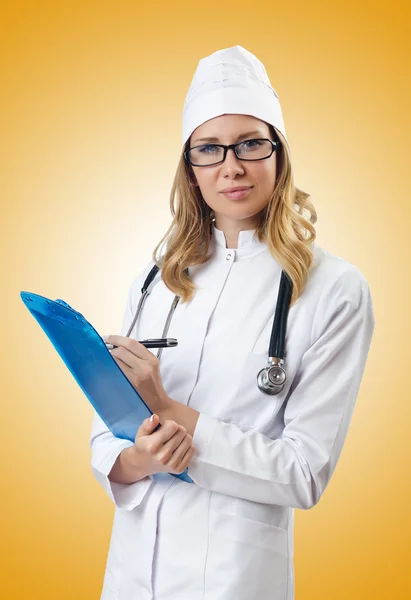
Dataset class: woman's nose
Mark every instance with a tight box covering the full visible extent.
[221,148,245,174]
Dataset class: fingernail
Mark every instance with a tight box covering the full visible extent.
[102,335,110,341]
[150,415,154,422]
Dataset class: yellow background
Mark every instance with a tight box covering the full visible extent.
[1,1,410,598]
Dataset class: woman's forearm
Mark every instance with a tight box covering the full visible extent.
[158,398,201,438]
[108,446,150,484]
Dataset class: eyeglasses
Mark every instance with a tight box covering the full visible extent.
[184,138,279,167]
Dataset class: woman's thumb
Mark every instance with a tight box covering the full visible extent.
[136,414,158,440]
[145,413,160,431]
[149,414,158,426]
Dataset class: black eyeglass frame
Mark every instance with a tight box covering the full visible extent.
[184,138,279,167]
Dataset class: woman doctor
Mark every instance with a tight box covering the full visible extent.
[90,45,375,600]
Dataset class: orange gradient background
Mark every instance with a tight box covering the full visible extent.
[1,1,410,598]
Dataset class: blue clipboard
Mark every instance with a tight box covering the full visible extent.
[20,290,193,484]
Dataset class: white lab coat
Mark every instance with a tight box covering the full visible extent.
[90,223,375,600]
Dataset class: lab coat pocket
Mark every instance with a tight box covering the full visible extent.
[205,508,289,599]
[228,352,286,428]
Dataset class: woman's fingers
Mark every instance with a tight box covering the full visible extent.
[166,434,195,471]
[155,426,188,464]
[140,419,195,475]
[147,420,180,454]
[176,446,196,473]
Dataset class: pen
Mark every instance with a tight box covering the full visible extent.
[105,338,178,350]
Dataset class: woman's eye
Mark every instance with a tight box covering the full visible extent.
[244,139,262,148]
[199,144,217,153]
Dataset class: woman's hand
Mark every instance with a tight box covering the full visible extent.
[103,335,172,414]
[130,414,196,477]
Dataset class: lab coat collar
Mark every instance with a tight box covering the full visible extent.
[211,221,268,258]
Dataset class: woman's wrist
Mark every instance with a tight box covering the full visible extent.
[108,446,150,484]
[126,445,152,479]
[158,398,201,438]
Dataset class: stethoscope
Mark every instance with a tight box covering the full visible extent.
[125,261,293,396]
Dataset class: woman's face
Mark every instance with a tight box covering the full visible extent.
[188,114,277,229]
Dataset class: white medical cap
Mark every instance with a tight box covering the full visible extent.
[182,45,288,149]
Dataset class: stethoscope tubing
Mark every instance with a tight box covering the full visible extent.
[129,262,292,395]
[269,270,292,361]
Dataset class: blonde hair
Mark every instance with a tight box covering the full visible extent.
[152,125,317,307]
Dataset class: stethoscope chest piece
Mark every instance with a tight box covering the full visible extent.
[257,359,287,395]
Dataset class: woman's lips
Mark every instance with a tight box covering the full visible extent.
[220,187,252,200]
